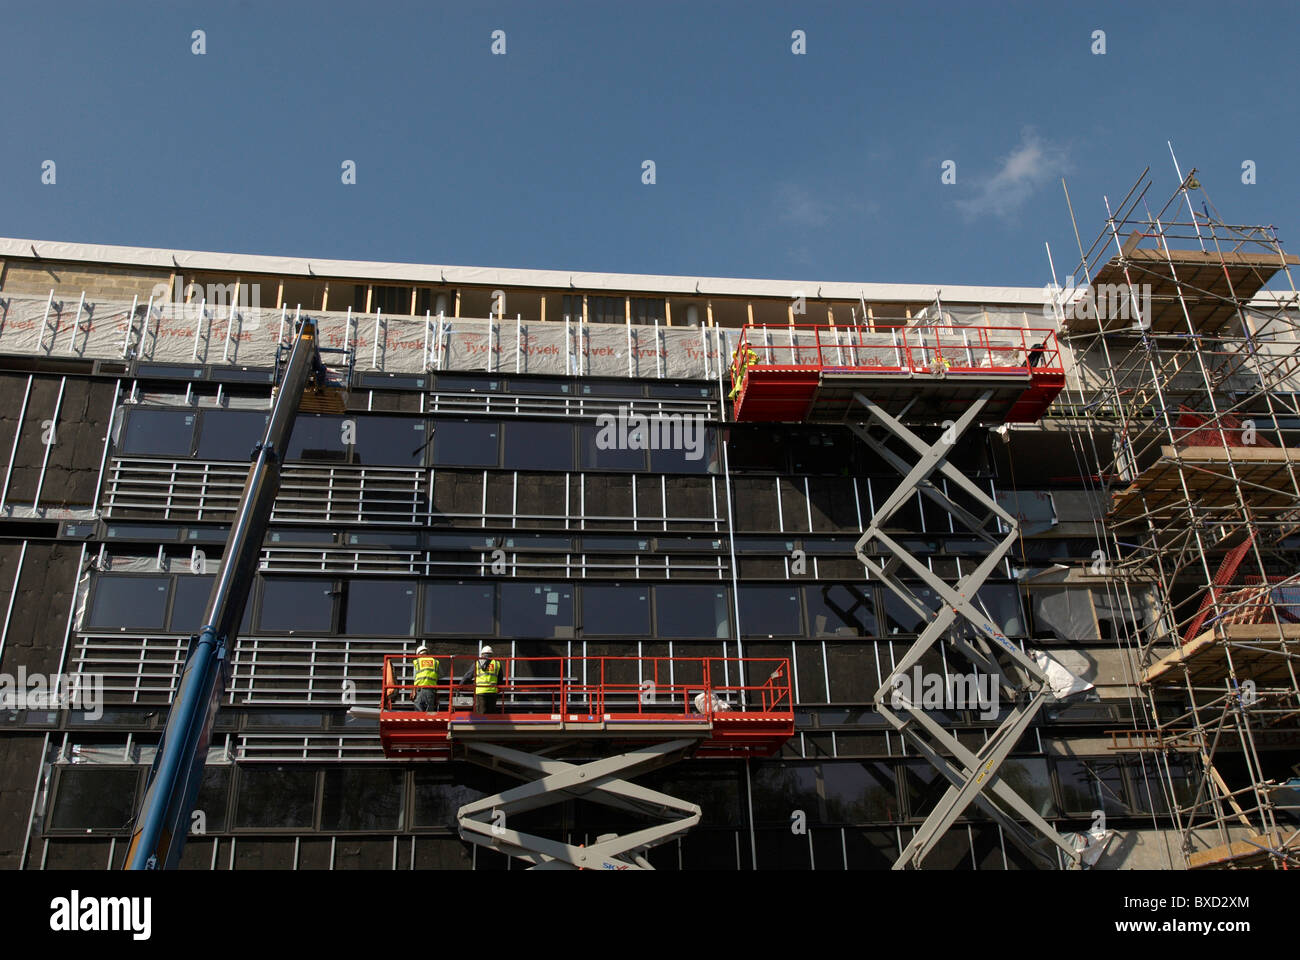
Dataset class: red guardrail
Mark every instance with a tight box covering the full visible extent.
[730,323,1063,388]
[382,654,793,723]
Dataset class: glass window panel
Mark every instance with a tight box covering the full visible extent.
[170,575,252,634]
[352,415,428,467]
[196,410,270,461]
[120,409,195,456]
[50,768,139,830]
[422,581,494,636]
[502,421,573,471]
[581,584,650,636]
[286,414,347,461]
[257,579,336,633]
[434,375,501,393]
[499,583,574,638]
[883,587,941,635]
[578,423,646,471]
[432,419,499,467]
[344,579,417,636]
[194,764,231,833]
[87,575,170,630]
[975,584,1027,638]
[580,380,643,398]
[648,426,717,474]
[320,767,405,831]
[654,585,730,638]
[234,766,317,829]
[1056,758,1133,817]
[738,585,802,637]
[805,584,876,637]
[749,762,821,823]
[412,770,491,830]
[820,761,901,823]
[997,758,1056,818]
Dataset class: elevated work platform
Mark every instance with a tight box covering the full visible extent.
[1065,233,1300,335]
[1109,445,1300,520]
[379,654,792,869]
[1143,622,1300,686]
[729,323,1064,425]
[378,654,794,761]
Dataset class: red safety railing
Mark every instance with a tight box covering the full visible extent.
[729,322,1063,388]
[381,654,793,723]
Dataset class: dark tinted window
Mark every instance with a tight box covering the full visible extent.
[320,768,405,831]
[257,579,336,633]
[581,381,643,397]
[170,575,252,634]
[738,586,802,637]
[194,764,232,832]
[287,414,347,461]
[655,585,730,638]
[120,409,195,456]
[352,416,428,467]
[499,583,574,638]
[234,766,317,829]
[883,587,941,634]
[502,421,573,471]
[344,580,417,636]
[578,423,646,471]
[87,575,170,630]
[432,419,499,467]
[581,584,650,636]
[424,581,495,635]
[196,410,270,460]
[434,375,501,393]
[50,768,140,831]
[648,425,717,474]
[805,584,876,637]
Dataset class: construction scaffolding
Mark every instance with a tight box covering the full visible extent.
[1058,164,1300,869]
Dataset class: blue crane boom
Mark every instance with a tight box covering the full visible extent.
[125,317,338,869]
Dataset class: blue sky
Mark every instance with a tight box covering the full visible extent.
[5,1,1298,288]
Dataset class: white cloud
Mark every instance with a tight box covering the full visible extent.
[956,129,1070,219]
[775,183,831,226]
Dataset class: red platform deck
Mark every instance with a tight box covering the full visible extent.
[379,655,794,760]
[729,323,1065,425]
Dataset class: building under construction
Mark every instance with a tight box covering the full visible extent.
[0,165,1294,870]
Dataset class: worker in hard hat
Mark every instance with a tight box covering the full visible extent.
[412,645,442,713]
[459,645,503,714]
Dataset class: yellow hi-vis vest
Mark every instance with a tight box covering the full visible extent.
[475,659,501,694]
[414,656,440,687]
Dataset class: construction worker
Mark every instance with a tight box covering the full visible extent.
[413,645,442,713]
[1027,342,1045,368]
[728,345,760,400]
[459,645,503,714]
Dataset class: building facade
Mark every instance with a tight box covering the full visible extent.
[0,208,1293,869]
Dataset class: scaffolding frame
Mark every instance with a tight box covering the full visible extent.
[1060,165,1300,868]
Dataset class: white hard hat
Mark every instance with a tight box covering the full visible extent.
[480,645,494,657]
[416,645,429,654]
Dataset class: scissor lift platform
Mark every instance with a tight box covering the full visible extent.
[378,655,793,869]
[730,323,1065,424]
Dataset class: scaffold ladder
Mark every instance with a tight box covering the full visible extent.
[849,390,1081,869]
[456,739,702,870]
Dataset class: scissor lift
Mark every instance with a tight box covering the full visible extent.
[379,655,793,870]
[733,322,1079,868]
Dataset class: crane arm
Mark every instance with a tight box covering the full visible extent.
[124,318,330,869]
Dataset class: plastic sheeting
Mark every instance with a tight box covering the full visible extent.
[0,293,744,380]
[1030,648,1095,700]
